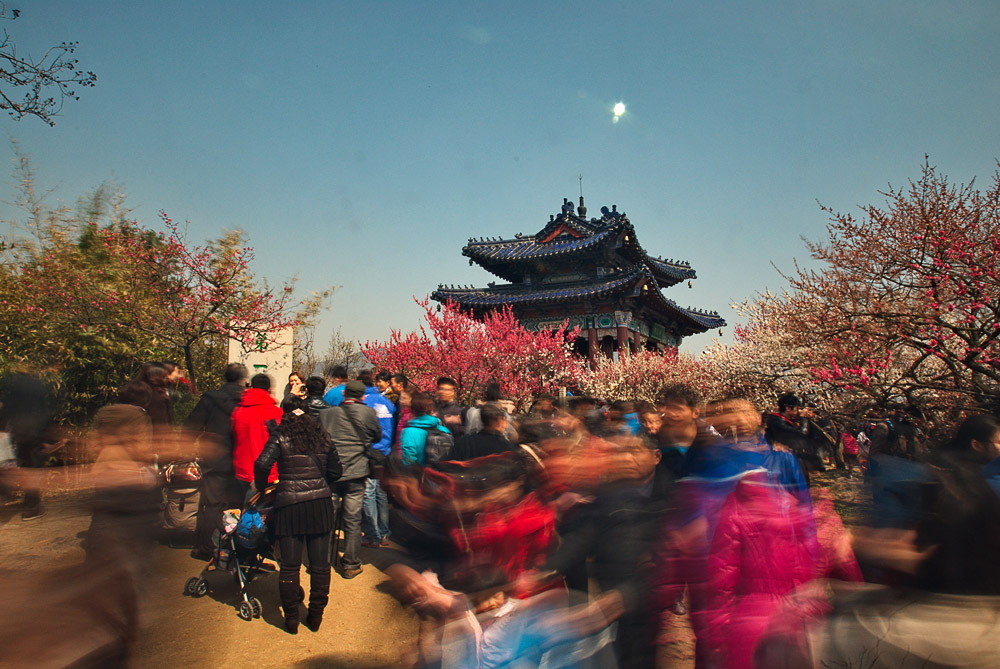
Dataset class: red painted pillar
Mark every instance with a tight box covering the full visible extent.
[633,331,641,354]
[617,326,629,357]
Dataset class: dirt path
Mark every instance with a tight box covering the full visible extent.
[1,491,419,667]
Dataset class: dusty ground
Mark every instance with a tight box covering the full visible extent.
[0,490,419,668]
[0,468,865,668]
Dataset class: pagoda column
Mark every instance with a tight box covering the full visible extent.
[633,331,641,355]
[588,328,598,370]
[617,326,629,357]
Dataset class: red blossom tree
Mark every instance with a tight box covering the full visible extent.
[778,160,1000,416]
[362,298,583,411]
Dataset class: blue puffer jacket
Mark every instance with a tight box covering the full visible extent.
[399,414,450,466]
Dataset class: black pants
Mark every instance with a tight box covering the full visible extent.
[277,533,331,571]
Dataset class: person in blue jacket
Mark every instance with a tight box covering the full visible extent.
[358,370,395,547]
[399,391,450,466]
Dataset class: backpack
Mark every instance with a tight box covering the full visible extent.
[422,425,454,463]
[235,507,267,549]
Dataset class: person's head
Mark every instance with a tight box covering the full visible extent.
[483,382,503,403]
[480,403,507,433]
[638,406,662,436]
[656,384,701,426]
[612,436,661,484]
[278,395,332,454]
[375,371,392,391]
[777,393,801,419]
[138,362,169,388]
[410,391,435,417]
[608,400,634,422]
[532,394,556,413]
[327,365,349,384]
[344,380,366,400]
[357,369,375,388]
[390,373,409,394]
[942,414,1000,462]
[398,386,414,408]
[288,371,304,387]
[305,376,327,397]
[436,377,457,404]
[250,373,272,391]
[116,380,152,409]
[706,398,762,442]
[159,361,183,383]
[224,363,248,384]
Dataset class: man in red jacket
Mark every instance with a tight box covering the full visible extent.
[231,373,282,500]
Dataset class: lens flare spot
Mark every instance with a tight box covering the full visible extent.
[612,102,626,122]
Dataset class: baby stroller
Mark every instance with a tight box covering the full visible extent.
[182,486,277,621]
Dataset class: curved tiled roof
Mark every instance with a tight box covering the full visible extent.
[463,215,696,286]
[432,265,725,333]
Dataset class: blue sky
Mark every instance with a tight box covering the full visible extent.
[3,1,999,355]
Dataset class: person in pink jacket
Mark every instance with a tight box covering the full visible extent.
[706,469,862,669]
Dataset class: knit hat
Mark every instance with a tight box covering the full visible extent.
[344,380,366,399]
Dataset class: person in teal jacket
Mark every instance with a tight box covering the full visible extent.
[398,392,450,466]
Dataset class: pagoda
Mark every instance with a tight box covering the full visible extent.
[431,197,725,367]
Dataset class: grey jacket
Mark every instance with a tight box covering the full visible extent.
[319,399,381,481]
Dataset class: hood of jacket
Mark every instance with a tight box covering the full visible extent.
[408,413,447,431]
[239,387,277,409]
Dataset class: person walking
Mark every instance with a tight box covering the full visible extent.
[254,397,342,633]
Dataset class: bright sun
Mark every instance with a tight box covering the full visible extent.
[612,101,626,123]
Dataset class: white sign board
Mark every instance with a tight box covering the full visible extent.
[227,327,294,401]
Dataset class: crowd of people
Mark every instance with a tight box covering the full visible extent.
[3,360,1000,668]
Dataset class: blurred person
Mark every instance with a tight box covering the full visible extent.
[523,435,672,667]
[231,373,282,500]
[183,362,247,560]
[400,391,451,467]
[0,369,61,520]
[435,376,466,439]
[321,365,350,407]
[447,403,514,462]
[761,440,1000,668]
[942,413,1000,497]
[654,384,708,480]
[303,375,331,419]
[393,385,415,452]
[135,362,173,428]
[464,381,518,442]
[529,393,558,420]
[318,380,381,578]
[358,370,395,549]
[254,396,343,633]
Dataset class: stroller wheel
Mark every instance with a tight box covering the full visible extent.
[250,597,262,619]
[183,577,199,596]
[193,578,209,598]
[238,600,254,621]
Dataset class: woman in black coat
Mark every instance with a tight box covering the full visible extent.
[254,397,342,634]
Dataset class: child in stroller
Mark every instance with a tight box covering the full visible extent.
[182,485,282,621]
